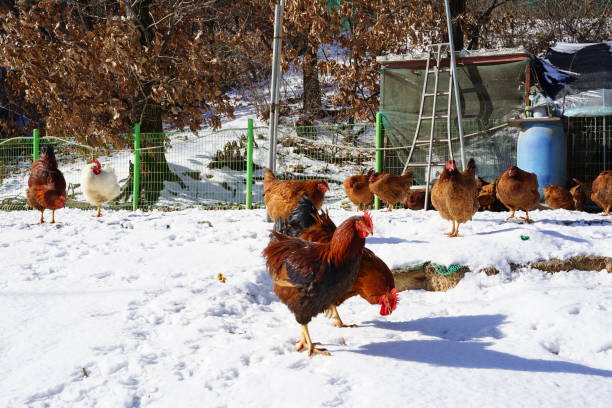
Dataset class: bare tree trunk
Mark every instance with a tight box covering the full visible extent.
[448,0,465,50]
[117,0,183,206]
[302,45,322,120]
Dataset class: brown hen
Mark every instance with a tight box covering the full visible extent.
[431,158,479,237]
[368,169,413,211]
[569,178,590,212]
[263,168,328,222]
[591,170,612,216]
[496,165,540,223]
[27,146,66,223]
[343,169,374,210]
[543,184,575,210]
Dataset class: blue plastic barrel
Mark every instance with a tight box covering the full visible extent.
[517,120,567,199]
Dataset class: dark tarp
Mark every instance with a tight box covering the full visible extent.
[533,42,612,117]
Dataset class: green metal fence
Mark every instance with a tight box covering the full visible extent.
[0,114,519,212]
[0,123,263,211]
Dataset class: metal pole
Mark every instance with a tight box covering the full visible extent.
[375,112,383,210]
[267,1,285,173]
[604,116,607,170]
[444,0,466,170]
[133,123,141,211]
[246,119,254,209]
[32,128,39,161]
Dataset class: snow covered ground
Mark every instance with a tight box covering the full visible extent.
[1,207,612,408]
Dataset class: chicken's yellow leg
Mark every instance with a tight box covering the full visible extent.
[39,210,44,224]
[50,210,56,224]
[295,324,331,356]
[327,305,357,328]
[97,206,102,217]
[444,220,456,236]
[505,209,517,221]
[521,211,534,223]
[449,220,461,237]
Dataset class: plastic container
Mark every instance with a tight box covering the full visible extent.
[516,119,567,199]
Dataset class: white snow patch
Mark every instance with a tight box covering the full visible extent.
[1,207,612,407]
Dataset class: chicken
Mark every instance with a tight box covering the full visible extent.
[475,178,504,212]
[275,196,397,328]
[263,211,373,356]
[343,169,374,210]
[80,159,121,217]
[496,165,540,223]
[430,158,479,237]
[569,178,590,211]
[368,168,413,211]
[591,170,612,216]
[27,146,66,223]
[263,168,328,221]
[543,184,574,210]
[402,189,430,210]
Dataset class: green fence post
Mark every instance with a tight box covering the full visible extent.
[375,112,383,210]
[32,128,40,161]
[246,119,255,209]
[133,123,141,211]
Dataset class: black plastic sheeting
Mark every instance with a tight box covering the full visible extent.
[534,42,612,99]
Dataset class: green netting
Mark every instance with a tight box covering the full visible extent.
[403,261,467,276]
[380,59,529,184]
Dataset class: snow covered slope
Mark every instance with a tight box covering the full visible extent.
[1,208,611,407]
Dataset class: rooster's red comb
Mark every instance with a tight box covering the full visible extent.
[362,210,373,229]
[92,159,101,167]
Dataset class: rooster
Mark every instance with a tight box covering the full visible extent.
[343,169,374,210]
[27,146,66,223]
[368,169,413,211]
[496,165,540,223]
[263,168,328,221]
[431,158,479,237]
[275,196,397,328]
[81,159,121,217]
[263,211,373,356]
[591,170,612,216]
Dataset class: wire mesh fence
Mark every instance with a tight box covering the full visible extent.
[1,114,609,212]
[273,123,376,207]
[567,115,612,182]
[0,137,34,210]
[135,127,266,209]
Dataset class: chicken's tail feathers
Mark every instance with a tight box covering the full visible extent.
[285,195,319,237]
[272,217,288,235]
[263,168,276,183]
[39,145,59,168]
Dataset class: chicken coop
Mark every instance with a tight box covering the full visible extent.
[376,47,530,185]
[377,42,612,186]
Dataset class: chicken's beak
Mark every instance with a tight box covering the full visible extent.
[365,226,373,236]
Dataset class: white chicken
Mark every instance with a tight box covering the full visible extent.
[80,159,121,217]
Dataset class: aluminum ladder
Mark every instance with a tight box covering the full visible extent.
[402,43,456,210]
